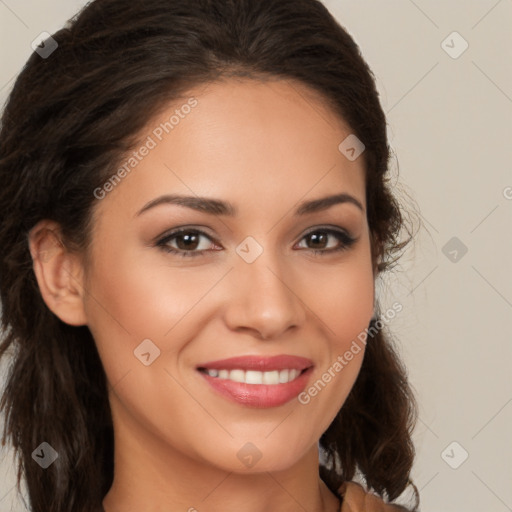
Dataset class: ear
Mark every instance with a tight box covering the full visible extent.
[28,220,88,326]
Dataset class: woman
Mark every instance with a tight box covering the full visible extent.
[0,0,419,511]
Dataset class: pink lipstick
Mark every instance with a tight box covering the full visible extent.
[196,355,313,408]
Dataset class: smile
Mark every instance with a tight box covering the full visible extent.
[198,368,304,385]
[196,354,314,408]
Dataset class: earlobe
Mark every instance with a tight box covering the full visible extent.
[28,220,88,326]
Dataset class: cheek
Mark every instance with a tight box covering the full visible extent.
[320,272,373,335]
[82,244,226,380]
[304,247,375,348]
[327,254,374,376]
[295,247,374,425]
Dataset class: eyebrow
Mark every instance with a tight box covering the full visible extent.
[136,192,364,217]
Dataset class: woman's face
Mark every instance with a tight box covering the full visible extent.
[82,78,375,473]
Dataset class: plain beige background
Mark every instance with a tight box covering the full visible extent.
[1,1,511,511]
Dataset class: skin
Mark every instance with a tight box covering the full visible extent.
[29,78,375,512]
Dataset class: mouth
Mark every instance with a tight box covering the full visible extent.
[196,354,314,408]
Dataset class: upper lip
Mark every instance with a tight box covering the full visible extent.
[197,354,313,372]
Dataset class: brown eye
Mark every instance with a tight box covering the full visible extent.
[305,231,329,250]
[156,229,218,257]
[296,228,356,254]
[174,232,201,250]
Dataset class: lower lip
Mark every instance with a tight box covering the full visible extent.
[198,368,313,408]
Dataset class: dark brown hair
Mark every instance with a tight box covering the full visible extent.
[0,0,419,511]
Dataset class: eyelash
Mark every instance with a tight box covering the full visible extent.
[155,226,357,258]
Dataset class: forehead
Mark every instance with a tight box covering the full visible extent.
[93,77,366,220]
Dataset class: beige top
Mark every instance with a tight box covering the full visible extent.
[339,482,405,511]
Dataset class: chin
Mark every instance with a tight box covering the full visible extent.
[198,436,315,475]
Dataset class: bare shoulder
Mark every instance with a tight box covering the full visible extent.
[338,481,410,512]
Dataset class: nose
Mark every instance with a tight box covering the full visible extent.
[222,250,306,340]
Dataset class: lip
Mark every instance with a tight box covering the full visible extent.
[196,355,314,408]
[196,354,313,372]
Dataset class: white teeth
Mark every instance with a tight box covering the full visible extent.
[263,370,279,384]
[218,369,229,379]
[229,369,245,383]
[204,368,303,384]
[245,370,262,384]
